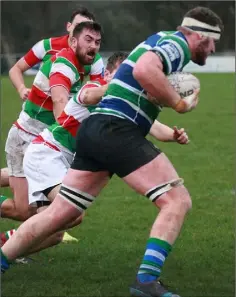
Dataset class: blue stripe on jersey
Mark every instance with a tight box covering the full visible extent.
[113,63,143,91]
[144,34,162,47]
[99,98,151,134]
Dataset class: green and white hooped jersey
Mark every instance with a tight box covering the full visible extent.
[92,31,191,135]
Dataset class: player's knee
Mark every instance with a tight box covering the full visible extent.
[146,178,192,212]
[45,197,82,232]
[157,185,192,212]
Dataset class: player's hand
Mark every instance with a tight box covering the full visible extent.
[173,126,189,144]
[18,85,31,101]
[174,88,200,113]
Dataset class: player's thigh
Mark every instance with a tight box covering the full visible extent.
[62,168,110,197]
[122,152,181,195]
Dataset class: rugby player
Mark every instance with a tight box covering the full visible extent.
[0,7,104,222]
[0,20,103,222]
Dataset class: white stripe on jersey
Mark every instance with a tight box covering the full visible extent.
[32,40,46,60]
[90,57,104,75]
[104,94,152,124]
[123,59,136,68]
[50,63,77,86]
[129,42,153,56]
[34,70,50,92]
[64,99,90,122]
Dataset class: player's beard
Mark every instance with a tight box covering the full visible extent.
[194,38,211,66]
[75,45,96,65]
[194,50,206,66]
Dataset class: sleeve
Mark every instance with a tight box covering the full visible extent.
[49,57,78,92]
[89,53,105,80]
[23,39,46,67]
[152,35,191,75]
[74,81,102,104]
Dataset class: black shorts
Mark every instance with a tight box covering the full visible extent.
[71,114,161,178]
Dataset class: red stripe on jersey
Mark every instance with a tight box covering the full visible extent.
[32,135,60,152]
[91,78,107,85]
[90,74,105,81]
[14,121,38,136]
[57,111,81,137]
[50,35,69,50]
[50,73,71,92]
[24,49,41,67]
[28,85,53,111]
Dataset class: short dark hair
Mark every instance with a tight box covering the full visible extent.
[72,21,102,38]
[106,52,128,72]
[70,6,96,23]
[184,6,224,32]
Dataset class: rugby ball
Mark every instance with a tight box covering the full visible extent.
[167,72,200,99]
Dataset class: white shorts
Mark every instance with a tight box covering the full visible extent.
[23,141,73,206]
[5,126,36,177]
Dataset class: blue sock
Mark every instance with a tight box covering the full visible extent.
[1,249,10,273]
[137,238,172,283]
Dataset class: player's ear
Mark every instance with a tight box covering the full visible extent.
[71,36,77,48]
[66,22,72,33]
[177,26,193,36]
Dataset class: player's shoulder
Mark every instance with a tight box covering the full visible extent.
[145,31,188,47]
[49,34,69,49]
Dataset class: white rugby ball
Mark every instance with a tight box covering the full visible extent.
[167,72,200,99]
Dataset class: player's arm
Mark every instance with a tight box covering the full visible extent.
[76,80,108,105]
[133,39,199,113]
[149,120,189,144]
[50,56,79,119]
[9,40,45,101]
[133,52,181,108]
[51,84,70,119]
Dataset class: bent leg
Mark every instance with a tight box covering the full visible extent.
[1,169,109,261]
[123,153,192,244]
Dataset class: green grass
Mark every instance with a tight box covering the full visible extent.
[0,74,235,297]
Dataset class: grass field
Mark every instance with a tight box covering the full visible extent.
[0,74,235,297]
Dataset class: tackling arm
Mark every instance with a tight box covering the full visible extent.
[51,86,69,120]
[149,120,189,144]
[79,84,108,105]
[149,120,176,142]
